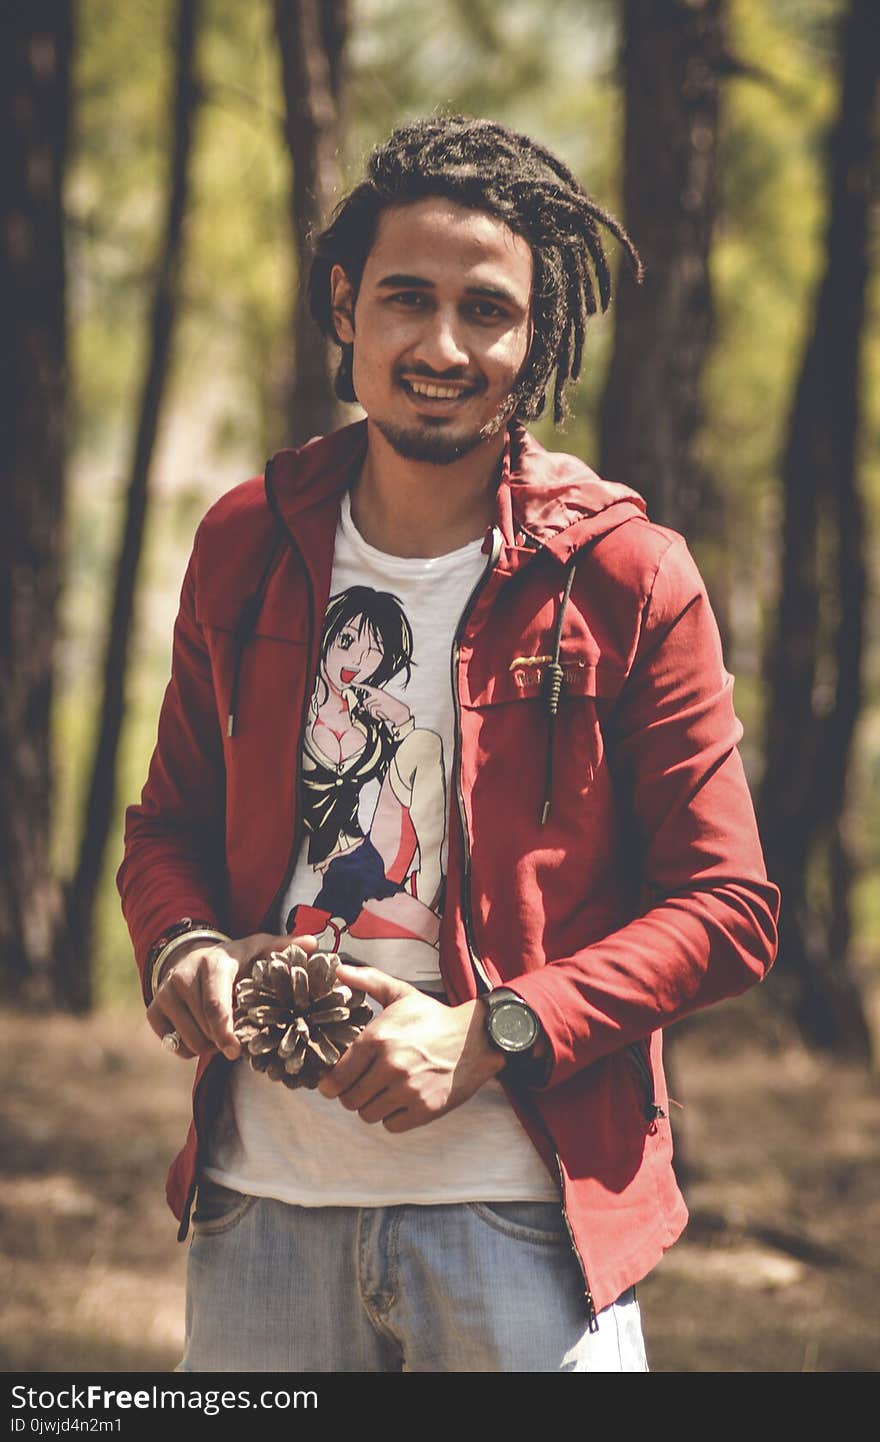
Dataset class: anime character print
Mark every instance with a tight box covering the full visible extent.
[286,586,446,987]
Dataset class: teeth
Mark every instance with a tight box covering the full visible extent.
[407,380,466,399]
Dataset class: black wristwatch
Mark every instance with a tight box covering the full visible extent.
[483,987,543,1082]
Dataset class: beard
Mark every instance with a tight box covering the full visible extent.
[374,391,516,466]
[374,417,484,465]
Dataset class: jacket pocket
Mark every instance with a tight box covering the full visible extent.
[461,673,606,826]
[461,646,621,709]
[625,1039,666,1126]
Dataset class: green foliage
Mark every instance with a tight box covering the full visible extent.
[70,0,174,455]
[706,0,840,509]
[697,0,843,745]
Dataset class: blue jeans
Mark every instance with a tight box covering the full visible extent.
[179,1181,649,1373]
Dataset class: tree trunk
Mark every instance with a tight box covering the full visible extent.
[760,0,877,1059]
[0,2,72,1002]
[275,0,347,446]
[599,0,725,552]
[598,0,730,1165]
[59,0,203,1010]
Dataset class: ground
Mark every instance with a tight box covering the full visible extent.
[1,992,877,1374]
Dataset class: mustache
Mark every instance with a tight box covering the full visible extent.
[396,363,485,387]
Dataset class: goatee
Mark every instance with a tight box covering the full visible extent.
[374,419,484,466]
[375,395,515,466]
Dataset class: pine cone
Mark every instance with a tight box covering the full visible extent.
[233,944,372,1089]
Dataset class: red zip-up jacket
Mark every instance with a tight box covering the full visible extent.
[118,419,779,1318]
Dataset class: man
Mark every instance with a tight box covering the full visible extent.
[118,116,779,1373]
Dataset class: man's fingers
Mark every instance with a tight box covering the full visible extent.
[334,963,413,1009]
[357,1089,400,1125]
[278,932,318,957]
[148,948,232,1058]
[159,1026,196,1061]
[146,1002,196,1059]
[318,1035,376,1100]
[160,996,208,1057]
[197,962,240,1060]
[146,931,324,1062]
[147,992,205,1058]
[382,1108,414,1134]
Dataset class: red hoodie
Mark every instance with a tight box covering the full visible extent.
[118,420,779,1318]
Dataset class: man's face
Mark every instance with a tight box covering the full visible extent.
[331,198,534,465]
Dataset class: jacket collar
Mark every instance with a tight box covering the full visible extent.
[500,422,647,562]
[267,421,368,523]
[266,418,647,563]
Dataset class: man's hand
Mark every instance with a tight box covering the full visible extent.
[146,931,317,1061]
[317,963,506,1131]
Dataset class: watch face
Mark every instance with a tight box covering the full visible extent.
[490,999,539,1053]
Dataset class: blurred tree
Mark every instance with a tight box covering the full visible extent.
[760,0,877,1057]
[275,0,348,444]
[597,0,741,1164]
[698,0,841,750]
[599,0,727,582]
[60,0,203,1009]
[0,2,72,1002]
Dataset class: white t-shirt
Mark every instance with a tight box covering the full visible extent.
[205,494,558,1206]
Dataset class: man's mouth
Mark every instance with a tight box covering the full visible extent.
[401,376,478,402]
[341,667,357,684]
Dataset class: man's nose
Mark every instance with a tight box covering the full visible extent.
[412,309,470,372]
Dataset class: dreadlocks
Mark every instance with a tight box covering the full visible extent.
[308,115,642,425]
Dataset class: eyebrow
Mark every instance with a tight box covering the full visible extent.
[375,273,522,306]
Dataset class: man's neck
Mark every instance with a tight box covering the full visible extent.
[349,420,506,558]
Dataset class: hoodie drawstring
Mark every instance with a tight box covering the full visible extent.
[540,552,579,825]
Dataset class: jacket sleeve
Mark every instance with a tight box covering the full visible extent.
[116,525,228,1002]
[507,535,780,1089]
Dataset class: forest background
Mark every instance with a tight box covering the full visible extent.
[2,0,878,1373]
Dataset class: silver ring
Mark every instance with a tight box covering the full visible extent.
[161,1029,182,1054]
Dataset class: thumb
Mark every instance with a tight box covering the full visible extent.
[242,932,318,968]
[334,962,414,1007]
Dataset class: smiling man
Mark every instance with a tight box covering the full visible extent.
[118,117,779,1373]
[335,201,533,470]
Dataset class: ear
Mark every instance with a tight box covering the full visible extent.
[330,264,356,344]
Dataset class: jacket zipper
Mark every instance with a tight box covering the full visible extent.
[450,524,597,1329]
[449,524,503,993]
[626,1038,666,1125]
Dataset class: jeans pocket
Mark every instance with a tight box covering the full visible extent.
[191,1177,256,1235]
[467,1200,568,1246]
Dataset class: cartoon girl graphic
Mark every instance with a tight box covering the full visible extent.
[287,586,445,981]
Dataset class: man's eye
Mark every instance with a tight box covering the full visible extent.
[469,301,504,321]
[339,633,354,650]
[389,291,427,307]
